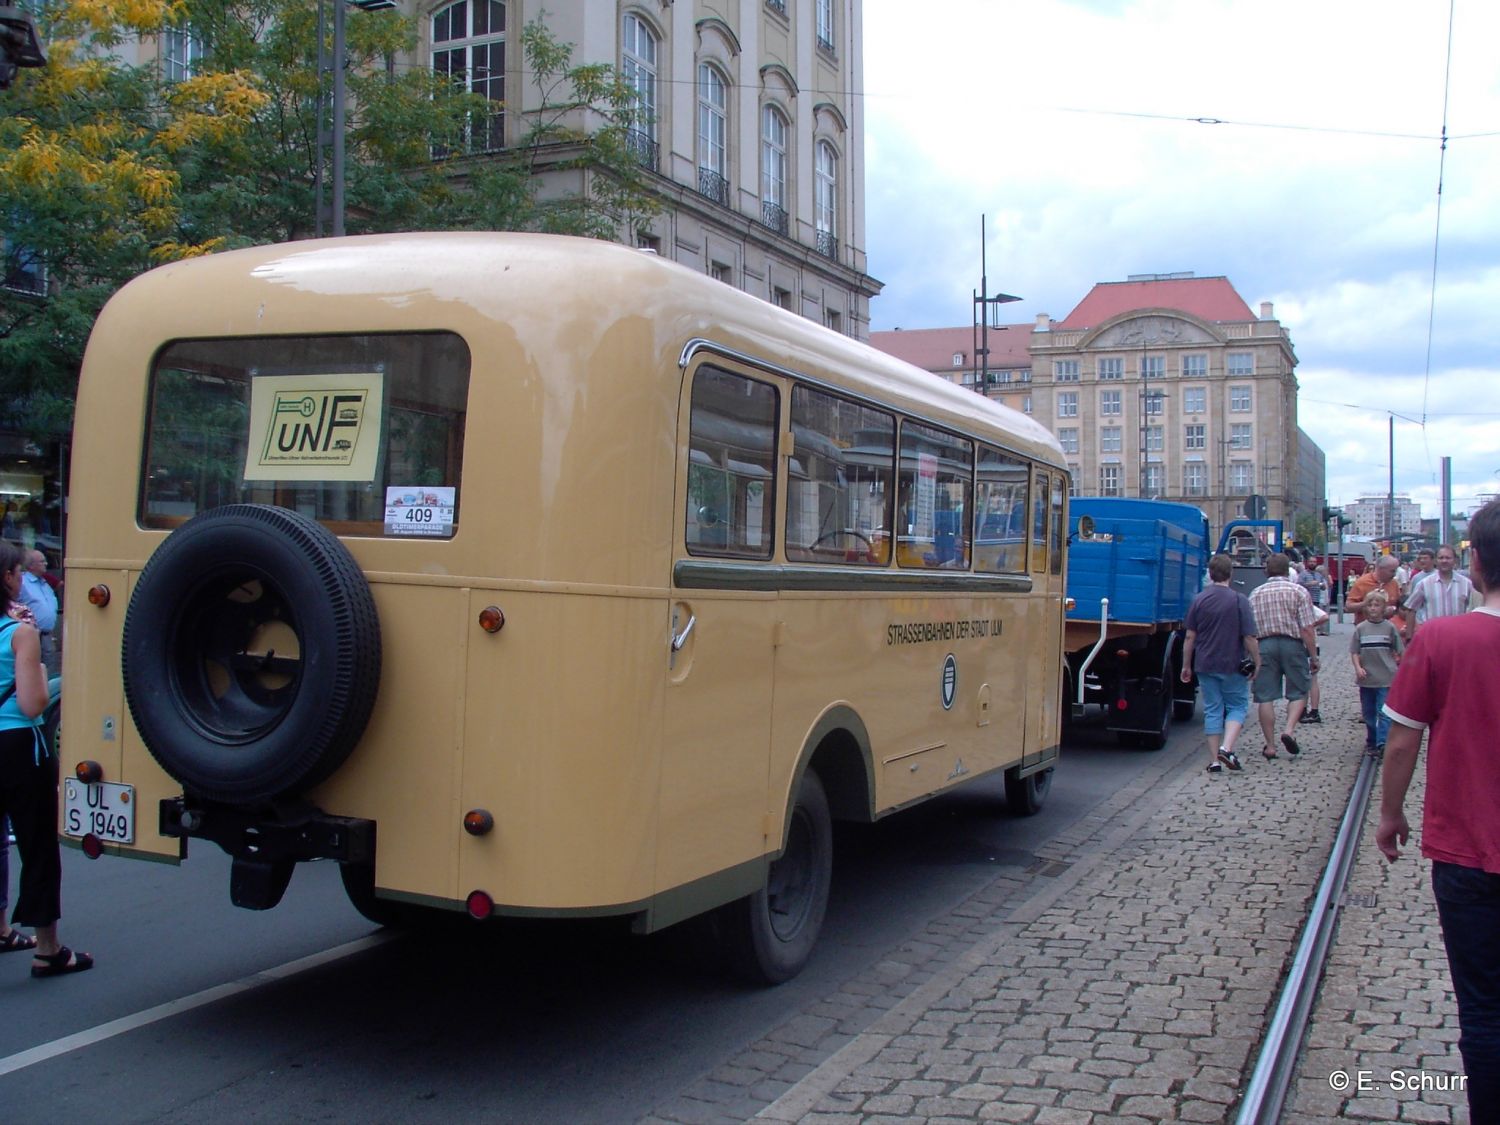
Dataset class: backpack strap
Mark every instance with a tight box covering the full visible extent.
[0,616,22,710]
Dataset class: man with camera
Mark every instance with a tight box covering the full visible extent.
[1181,553,1261,773]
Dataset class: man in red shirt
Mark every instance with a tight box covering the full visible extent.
[1379,498,1500,1122]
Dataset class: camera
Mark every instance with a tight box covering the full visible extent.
[1238,656,1256,677]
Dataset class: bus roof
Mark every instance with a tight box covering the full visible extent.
[93,233,1067,471]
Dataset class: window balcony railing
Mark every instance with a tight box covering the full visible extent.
[816,31,835,55]
[760,200,789,236]
[625,128,658,172]
[697,166,729,207]
[765,0,786,12]
[815,228,838,260]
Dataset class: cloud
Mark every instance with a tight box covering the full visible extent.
[861,0,1500,516]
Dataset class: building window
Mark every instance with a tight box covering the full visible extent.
[815,0,835,51]
[1098,357,1123,381]
[2,233,46,296]
[814,141,838,259]
[1022,395,1032,414]
[1142,464,1164,498]
[1142,355,1165,380]
[951,352,964,367]
[824,308,842,334]
[709,260,733,285]
[1229,423,1252,450]
[1057,392,1078,418]
[1185,424,1206,451]
[1230,384,1252,412]
[1184,462,1207,496]
[1227,352,1253,376]
[1099,464,1121,497]
[1100,390,1122,416]
[1230,461,1253,494]
[637,232,661,253]
[768,285,790,310]
[760,105,789,234]
[697,63,729,204]
[1100,426,1122,453]
[432,0,506,153]
[1067,466,1081,494]
[1055,360,1079,382]
[1058,428,1079,455]
[1143,392,1165,416]
[1182,354,1206,378]
[1145,425,1163,452]
[622,13,659,168]
[162,25,202,83]
[1183,387,1206,414]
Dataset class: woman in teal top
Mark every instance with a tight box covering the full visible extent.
[0,540,93,976]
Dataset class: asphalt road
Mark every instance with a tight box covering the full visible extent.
[0,711,1189,1121]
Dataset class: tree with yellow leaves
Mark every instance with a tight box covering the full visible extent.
[1,0,656,427]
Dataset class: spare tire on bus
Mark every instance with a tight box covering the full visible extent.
[123,504,381,804]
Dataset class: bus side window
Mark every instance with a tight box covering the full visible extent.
[896,420,973,570]
[974,444,1028,575]
[1031,471,1049,573]
[786,386,894,565]
[1050,475,1066,576]
[686,366,778,558]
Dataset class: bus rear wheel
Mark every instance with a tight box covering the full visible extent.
[1005,766,1053,816]
[721,770,832,985]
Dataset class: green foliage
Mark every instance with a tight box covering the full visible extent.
[1,0,660,436]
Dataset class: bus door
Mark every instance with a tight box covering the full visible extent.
[1022,468,1062,768]
[659,364,780,900]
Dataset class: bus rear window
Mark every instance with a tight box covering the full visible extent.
[140,333,469,537]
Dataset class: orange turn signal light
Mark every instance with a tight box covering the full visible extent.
[75,760,104,784]
[463,808,494,836]
[478,606,505,633]
[88,584,111,607]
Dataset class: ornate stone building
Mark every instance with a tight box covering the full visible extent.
[872,273,1325,536]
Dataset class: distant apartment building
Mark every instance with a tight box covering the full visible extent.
[1346,494,1421,539]
[872,273,1324,535]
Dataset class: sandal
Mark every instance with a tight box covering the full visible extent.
[1262,747,1278,761]
[1206,762,1223,773]
[1217,748,1243,771]
[31,946,94,978]
[1281,733,1301,757]
[0,928,38,952]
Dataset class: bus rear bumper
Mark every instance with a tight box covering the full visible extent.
[160,797,375,910]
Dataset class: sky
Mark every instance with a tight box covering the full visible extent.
[860,0,1500,521]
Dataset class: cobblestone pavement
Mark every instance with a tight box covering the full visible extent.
[642,618,1466,1124]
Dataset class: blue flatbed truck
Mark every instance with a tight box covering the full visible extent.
[1063,498,1211,748]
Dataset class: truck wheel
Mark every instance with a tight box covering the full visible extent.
[1005,766,1053,816]
[1139,682,1173,750]
[720,770,832,985]
[1173,695,1197,722]
[122,504,381,804]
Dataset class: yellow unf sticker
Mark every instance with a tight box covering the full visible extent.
[244,372,385,481]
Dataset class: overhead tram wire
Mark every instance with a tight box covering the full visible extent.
[1420,0,1458,439]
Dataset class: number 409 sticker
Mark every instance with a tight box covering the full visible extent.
[384,486,456,538]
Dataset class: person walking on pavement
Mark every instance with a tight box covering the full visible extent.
[0,541,93,976]
[1249,552,1319,758]
[1402,543,1474,642]
[1349,590,1402,753]
[1181,553,1260,773]
[1345,554,1404,627]
[1378,497,1500,1125]
[1405,547,1435,598]
[16,549,58,677]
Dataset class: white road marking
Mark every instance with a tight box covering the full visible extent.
[0,931,393,1078]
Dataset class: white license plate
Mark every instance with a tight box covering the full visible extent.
[63,780,136,845]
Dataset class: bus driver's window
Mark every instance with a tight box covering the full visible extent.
[1032,471,1050,573]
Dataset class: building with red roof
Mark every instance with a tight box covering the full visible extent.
[872,272,1325,535]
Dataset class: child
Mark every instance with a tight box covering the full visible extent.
[1349,589,1403,751]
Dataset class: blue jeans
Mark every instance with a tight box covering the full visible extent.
[1432,861,1500,1121]
[1198,671,1249,736]
[1359,685,1390,747]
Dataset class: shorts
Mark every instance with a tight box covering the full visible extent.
[1198,671,1250,735]
[1252,635,1311,703]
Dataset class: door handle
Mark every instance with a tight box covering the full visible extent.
[670,613,696,652]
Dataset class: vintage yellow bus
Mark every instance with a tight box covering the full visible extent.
[62,233,1068,982]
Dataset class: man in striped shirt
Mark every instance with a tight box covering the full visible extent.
[1403,544,1474,641]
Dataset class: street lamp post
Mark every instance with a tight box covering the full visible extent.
[315,0,397,237]
[971,216,1021,394]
